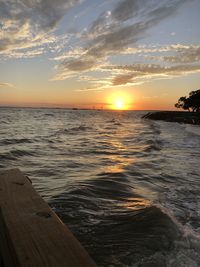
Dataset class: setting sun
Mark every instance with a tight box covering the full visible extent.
[107,92,133,110]
[115,99,124,109]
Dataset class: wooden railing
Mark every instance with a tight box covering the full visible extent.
[0,169,97,267]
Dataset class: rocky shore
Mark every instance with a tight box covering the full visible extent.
[142,111,200,125]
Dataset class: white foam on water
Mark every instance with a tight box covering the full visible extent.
[132,204,200,267]
[185,125,200,137]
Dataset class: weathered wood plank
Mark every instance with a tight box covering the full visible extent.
[0,169,97,267]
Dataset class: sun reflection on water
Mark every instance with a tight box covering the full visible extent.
[123,197,151,211]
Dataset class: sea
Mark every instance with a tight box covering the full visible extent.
[0,107,200,267]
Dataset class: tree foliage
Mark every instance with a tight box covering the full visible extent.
[175,89,200,112]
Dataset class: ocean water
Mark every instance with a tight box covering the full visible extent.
[0,107,200,267]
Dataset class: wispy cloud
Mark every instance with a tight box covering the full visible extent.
[54,0,192,82]
[55,44,200,89]
[0,0,80,58]
[162,45,200,63]
[0,82,15,88]
[108,64,200,86]
[1,0,199,91]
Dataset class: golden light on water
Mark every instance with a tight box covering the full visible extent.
[123,197,151,211]
[107,92,133,110]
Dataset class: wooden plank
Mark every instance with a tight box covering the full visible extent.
[0,254,4,267]
[0,169,97,267]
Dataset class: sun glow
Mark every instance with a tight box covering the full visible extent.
[108,92,133,110]
[115,99,124,109]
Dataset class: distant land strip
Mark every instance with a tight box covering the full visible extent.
[142,111,200,125]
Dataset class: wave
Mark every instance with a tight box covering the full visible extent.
[114,122,122,126]
[49,167,200,267]
[10,149,35,157]
[0,149,35,161]
[0,152,16,161]
[0,138,33,145]
[106,119,116,123]
[105,118,122,126]
[44,113,54,116]
[52,125,93,136]
[0,120,10,124]
[1,108,200,266]
[143,139,163,152]
[89,150,121,155]
[50,187,184,267]
[185,125,200,137]
[51,192,200,266]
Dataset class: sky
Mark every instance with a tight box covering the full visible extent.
[0,0,200,110]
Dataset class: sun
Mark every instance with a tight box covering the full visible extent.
[115,99,124,110]
[107,92,132,110]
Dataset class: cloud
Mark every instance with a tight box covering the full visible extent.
[109,64,200,85]
[1,0,198,90]
[141,44,200,64]
[119,44,200,55]
[88,0,188,54]
[55,41,200,87]
[55,0,190,80]
[0,82,14,88]
[162,45,200,63]
[111,0,142,22]
[0,0,80,57]
[61,57,96,72]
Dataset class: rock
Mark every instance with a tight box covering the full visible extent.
[142,111,200,125]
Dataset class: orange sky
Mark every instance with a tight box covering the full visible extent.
[0,0,200,110]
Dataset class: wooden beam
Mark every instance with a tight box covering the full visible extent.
[0,169,97,267]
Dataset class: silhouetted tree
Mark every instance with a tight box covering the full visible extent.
[175,89,200,112]
[188,90,200,112]
[175,96,190,111]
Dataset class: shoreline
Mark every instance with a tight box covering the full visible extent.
[142,111,200,125]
